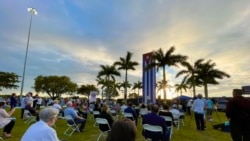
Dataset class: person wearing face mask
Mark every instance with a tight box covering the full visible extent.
[0,101,15,138]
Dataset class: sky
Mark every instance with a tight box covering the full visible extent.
[0,0,249,99]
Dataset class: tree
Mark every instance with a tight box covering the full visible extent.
[97,64,121,103]
[114,51,139,103]
[175,80,188,96]
[156,80,172,99]
[197,60,230,98]
[176,59,204,97]
[77,84,99,102]
[132,81,142,96]
[34,75,77,99]
[0,71,20,91]
[145,47,187,100]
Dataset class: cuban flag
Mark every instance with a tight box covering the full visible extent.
[142,52,156,104]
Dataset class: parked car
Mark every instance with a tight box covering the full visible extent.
[216,99,228,111]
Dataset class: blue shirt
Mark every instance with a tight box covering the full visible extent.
[192,98,205,114]
[64,107,77,118]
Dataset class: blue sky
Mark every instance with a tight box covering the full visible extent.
[0,0,249,98]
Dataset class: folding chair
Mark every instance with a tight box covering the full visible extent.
[161,116,173,139]
[64,115,80,136]
[123,112,135,122]
[93,111,101,127]
[143,124,163,141]
[95,118,111,141]
[173,113,184,130]
[110,110,118,121]
[23,110,36,125]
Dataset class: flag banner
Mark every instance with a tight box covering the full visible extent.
[90,91,98,103]
[142,52,156,104]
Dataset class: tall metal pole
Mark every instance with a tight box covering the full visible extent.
[20,8,37,98]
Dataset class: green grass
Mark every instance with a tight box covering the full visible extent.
[3,108,232,141]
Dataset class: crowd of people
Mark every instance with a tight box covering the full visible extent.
[0,88,249,141]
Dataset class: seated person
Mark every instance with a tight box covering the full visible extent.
[75,103,87,119]
[52,100,64,117]
[142,104,169,141]
[25,101,39,121]
[21,107,61,141]
[0,101,15,138]
[64,101,86,132]
[98,104,113,131]
[159,104,176,127]
[124,102,138,125]
[107,118,137,141]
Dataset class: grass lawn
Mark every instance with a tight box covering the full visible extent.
[3,108,232,141]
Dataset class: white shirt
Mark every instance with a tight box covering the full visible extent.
[0,109,11,128]
[37,98,42,105]
[52,103,62,110]
[192,98,205,114]
[21,120,60,141]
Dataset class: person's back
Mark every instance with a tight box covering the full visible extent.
[98,105,113,131]
[142,104,167,141]
[226,89,250,141]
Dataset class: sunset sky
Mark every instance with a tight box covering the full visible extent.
[0,0,249,99]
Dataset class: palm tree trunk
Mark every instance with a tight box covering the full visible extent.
[125,70,128,103]
[163,66,167,100]
[204,83,208,98]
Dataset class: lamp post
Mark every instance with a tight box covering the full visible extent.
[20,8,37,98]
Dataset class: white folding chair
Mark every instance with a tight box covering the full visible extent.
[95,118,111,141]
[123,112,135,122]
[64,115,80,136]
[23,110,36,125]
[110,110,118,121]
[143,124,163,141]
[161,116,173,139]
[93,111,101,126]
[173,113,184,130]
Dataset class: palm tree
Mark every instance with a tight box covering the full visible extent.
[176,59,204,97]
[145,47,187,100]
[114,51,139,103]
[132,81,142,96]
[197,60,230,98]
[175,80,189,104]
[156,80,172,99]
[97,64,121,103]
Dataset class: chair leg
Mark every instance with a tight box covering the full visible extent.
[97,132,103,141]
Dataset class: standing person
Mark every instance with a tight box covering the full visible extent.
[186,99,193,115]
[0,101,15,138]
[206,98,214,122]
[36,96,42,110]
[21,107,61,141]
[107,118,137,141]
[226,89,250,141]
[192,94,206,131]
[10,93,17,110]
[20,95,26,119]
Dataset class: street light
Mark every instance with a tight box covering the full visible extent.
[20,8,37,98]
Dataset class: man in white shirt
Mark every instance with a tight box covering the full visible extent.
[21,107,60,141]
[192,94,206,131]
[52,100,64,117]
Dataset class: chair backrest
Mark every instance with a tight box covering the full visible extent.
[143,124,163,133]
[110,110,116,115]
[161,116,172,122]
[124,112,134,121]
[93,111,100,115]
[96,118,111,131]
[140,109,148,116]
